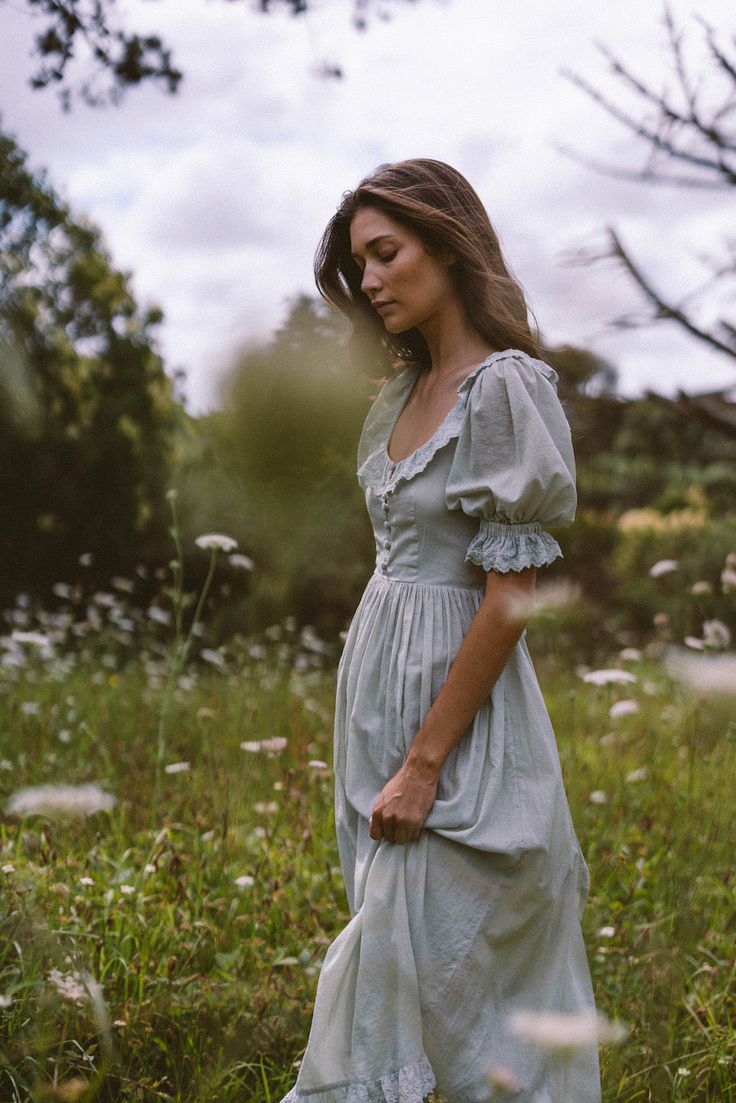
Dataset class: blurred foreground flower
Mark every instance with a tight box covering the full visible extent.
[488,1064,520,1092]
[508,1009,627,1053]
[195,533,238,553]
[6,783,116,819]
[47,968,105,1011]
[664,647,736,695]
[504,578,582,622]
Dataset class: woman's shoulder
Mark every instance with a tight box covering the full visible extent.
[457,348,559,399]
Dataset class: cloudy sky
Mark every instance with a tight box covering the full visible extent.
[1,0,734,415]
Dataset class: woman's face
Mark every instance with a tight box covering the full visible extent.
[349,206,457,335]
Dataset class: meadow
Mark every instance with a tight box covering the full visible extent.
[1,535,734,1103]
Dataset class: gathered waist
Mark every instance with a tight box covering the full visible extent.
[368,568,485,594]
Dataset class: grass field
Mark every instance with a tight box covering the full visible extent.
[1,565,734,1102]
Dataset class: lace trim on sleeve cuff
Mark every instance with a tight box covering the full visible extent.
[465,519,563,573]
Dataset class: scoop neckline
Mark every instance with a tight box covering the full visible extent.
[384,348,527,467]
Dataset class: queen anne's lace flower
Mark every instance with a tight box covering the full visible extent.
[582,669,637,686]
[609,699,639,719]
[195,533,238,553]
[6,783,116,819]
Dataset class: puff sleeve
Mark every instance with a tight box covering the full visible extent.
[444,353,577,573]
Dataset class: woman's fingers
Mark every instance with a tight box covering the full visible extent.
[370,806,421,844]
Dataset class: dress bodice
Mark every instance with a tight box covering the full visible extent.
[357,349,577,587]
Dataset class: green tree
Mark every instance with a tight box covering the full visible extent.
[0,122,185,606]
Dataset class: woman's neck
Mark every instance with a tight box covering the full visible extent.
[418,298,500,381]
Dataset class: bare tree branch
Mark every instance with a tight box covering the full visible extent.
[557,2,736,369]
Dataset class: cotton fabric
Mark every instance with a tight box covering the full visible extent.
[280,349,601,1103]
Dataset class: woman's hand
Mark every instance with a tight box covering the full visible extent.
[369,759,440,844]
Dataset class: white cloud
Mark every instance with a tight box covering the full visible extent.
[0,0,732,414]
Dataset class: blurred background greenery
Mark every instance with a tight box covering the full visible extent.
[2,123,735,661]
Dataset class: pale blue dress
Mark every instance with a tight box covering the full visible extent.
[281,349,601,1103]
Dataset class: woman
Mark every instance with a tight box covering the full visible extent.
[280,159,601,1103]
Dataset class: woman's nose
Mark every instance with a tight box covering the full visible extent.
[361,265,381,297]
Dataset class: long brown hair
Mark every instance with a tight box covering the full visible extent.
[314,158,542,373]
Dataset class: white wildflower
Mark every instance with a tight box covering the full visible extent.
[653,612,669,628]
[261,737,288,754]
[111,576,135,594]
[240,740,261,753]
[609,699,639,720]
[664,647,736,696]
[0,994,13,1009]
[505,578,582,621]
[677,1067,691,1077]
[147,606,171,626]
[20,701,40,716]
[48,968,89,1004]
[201,648,226,668]
[58,729,71,744]
[722,568,736,592]
[119,884,135,895]
[144,864,156,874]
[684,635,705,651]
[307,760,329,770]
[300,625,330,654]
[691,580,713,596]
[508,1009,627,1051]
[229,553,254,570]
[79,877,94,887]
[12,631,52,650]
[164,761,190,774]
[618,648,642,662]
[195,533,238,553]
[78,553,93,567]
[254,801,278,815]
[582,669,637,686]
[2,863,15,874]
[589,790,608,805]
[52,582,74,600]
[597,926,616,938]
[166,488,177,502]
[6,783,116,819]
[625,766,649,783]
[649,559,678,578]
[234,874,255,889]
[703,619,731,650]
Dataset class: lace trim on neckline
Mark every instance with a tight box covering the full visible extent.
[280,1053,435,1103]
[357,349,557,496]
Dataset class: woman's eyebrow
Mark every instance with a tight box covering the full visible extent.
[350,235,396,260]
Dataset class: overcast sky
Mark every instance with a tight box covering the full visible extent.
[1,0,734,415]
